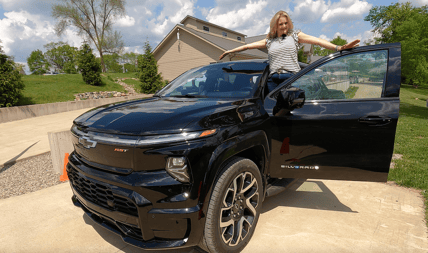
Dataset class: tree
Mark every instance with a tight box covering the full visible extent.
[138,41,163,93]
[364,2,428,87]
[297,48,308,63]
[1,41,25,107]
[44,42,78,74]
[52,0,126,73]
[395,12,428,87]
[103,53,122,73]
[77,44,102,86]
[15,63,26,75]
[121,52,139,72]
[27,50,50,75]
[313,36,348,56]
[364,2,427,44]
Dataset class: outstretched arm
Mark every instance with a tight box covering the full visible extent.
[297,32,360,51]
[219,39,267,60]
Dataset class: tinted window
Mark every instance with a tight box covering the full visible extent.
[203,26,209,32]
[291,50,388,100]
[158,63,266,99]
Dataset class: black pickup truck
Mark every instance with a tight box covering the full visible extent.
[67,43,401,252]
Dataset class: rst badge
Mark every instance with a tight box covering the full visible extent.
[114,148,129,153]
[78,136,97,149]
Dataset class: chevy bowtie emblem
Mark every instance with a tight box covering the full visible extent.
[78,136,97,149]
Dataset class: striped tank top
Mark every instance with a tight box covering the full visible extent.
[266,29,301,74]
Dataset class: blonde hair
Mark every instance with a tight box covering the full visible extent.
[267,11,294,39]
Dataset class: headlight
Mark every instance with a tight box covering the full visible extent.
[136,129,216,146]
[166,157,190,183]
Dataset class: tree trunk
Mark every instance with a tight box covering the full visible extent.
[98,49,107,73]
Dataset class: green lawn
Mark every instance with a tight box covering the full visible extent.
[18,74,127,105]
[388,84,428,225]
[121,78,142,93]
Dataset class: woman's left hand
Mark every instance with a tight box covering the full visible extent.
[339,39,360,51]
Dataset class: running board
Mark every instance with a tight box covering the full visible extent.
[265,178,298,198]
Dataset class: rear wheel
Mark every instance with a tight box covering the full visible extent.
[200,157,262,253]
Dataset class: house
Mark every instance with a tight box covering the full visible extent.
[153,15,314,81]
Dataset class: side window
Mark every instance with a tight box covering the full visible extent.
[291,50,388,100]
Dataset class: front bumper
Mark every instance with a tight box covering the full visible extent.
[67,152,203,250]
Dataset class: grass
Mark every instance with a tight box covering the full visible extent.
[388,84,428,225]
[344,86,359,99]
[121,78,142,93]
[18,74,127,105]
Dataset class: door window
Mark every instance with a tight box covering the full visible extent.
[291,50,388,100]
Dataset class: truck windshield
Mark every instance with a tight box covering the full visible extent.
[158,62,266,98]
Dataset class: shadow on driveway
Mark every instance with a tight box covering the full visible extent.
[262,179,357,214]
[0,141,39,172]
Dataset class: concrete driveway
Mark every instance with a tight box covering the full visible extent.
[1,179,427,253]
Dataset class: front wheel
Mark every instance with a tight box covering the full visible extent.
[200,157,263,253]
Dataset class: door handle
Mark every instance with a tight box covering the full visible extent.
[358,116,392,126]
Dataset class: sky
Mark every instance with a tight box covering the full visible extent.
[1,0,427,72]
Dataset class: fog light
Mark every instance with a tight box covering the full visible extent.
[171,157,185,167]
[166,157,190,183]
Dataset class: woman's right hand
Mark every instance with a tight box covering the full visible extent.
[219,51,230,60]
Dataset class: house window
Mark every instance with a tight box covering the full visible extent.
[203,26,209,32]
[237,36,241,41]
[222,32,227,37]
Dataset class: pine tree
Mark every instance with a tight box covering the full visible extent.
[0,42,25,107]
[138,41,163,93]
[77,44,102,86]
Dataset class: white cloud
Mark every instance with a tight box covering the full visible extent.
[321,0,372,23]
[292,0,329,24]
[207,0,268,29]
[123,46,144,54]
[0,11,54,54]
[116,15,136,27]
[0,10,84,61]
[145,0,195,39]
[319,34,331,41]
[205,0,271,36]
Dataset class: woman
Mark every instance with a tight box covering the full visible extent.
[219,10,360,77]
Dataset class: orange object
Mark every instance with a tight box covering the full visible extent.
[60,153,70,182]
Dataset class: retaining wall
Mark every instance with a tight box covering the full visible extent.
[48,130,74,174]
[0,94,151,123]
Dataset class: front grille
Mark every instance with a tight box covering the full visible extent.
[68,166,138,217]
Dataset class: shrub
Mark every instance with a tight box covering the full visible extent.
[0,49,25,107]
[138,41,163,93]
[77,44,102,86]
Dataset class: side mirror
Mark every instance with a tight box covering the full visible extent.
[278,87,306,111]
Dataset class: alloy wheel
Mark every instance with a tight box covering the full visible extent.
[219,171,259,246]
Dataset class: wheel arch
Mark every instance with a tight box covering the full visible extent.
[198,130,270,219]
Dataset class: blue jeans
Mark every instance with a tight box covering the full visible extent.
[267,72,294,93]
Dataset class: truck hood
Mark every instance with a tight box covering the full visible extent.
[73,97,248,135]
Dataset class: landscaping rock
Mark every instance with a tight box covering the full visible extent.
[73,76,140,101]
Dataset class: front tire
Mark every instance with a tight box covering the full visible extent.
[200,157,263,253]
